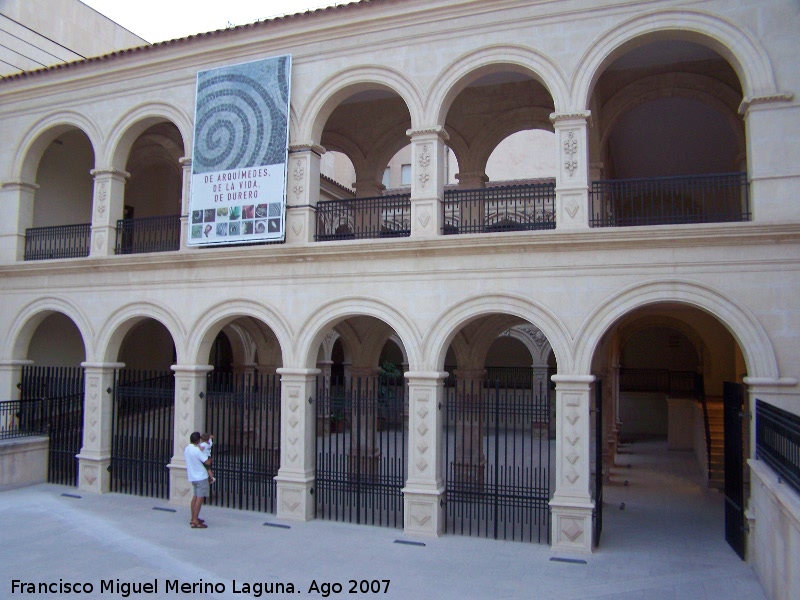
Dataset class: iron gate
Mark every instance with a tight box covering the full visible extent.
[723,381,746,559]
[110,370,174,498]
[444,378,552,543]
[19,365,84,486]
[593,379,603,546]
[205,371,281,512]
[315,375,407,527]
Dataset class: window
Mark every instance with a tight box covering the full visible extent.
[400,164,411,186]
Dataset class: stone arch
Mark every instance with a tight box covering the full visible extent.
[424,294,572,374]
[105,102,192,171]
[293,297,423,370]
[572,8,778,111]
[598,73,746,151]
[13,111,102,182]
[186,299,292,368]
[574,279,779,379]
[95,302,185,365]
[293,65,424,144]
[5,298,93,361]
[427,45,569,126]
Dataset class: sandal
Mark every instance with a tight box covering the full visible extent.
[190,522,208,529]
[189,518,205,525]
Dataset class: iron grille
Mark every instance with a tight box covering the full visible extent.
[115,215,181,254]
[590,172,750,227]
[205,371,281,513]
[444,378,552,543]
[24,223,91,260]
[756,399,800,496]
[443,182,556,235]
[315,193,411,241]
[315,375,407,528]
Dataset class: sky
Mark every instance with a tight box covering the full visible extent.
[79,0,360,44]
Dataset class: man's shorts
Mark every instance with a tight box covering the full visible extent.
[192,478,210,498]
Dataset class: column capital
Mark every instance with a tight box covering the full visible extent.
[406,126,450,142]
[738,92,793,115]
[404,371,449,382]
[81,362,125,370]
[1,180,39,192]
[550,110,592,126]
[289,143,326,156]
[170,364,214,375]
[90,168,130,180]
[276,367,321,378]
[179,156,192,167]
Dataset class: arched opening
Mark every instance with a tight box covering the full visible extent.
[110,318,177,499]
[442,68,557,234]
[313,315,409,528]
[16,311,87,487]
[315,85,412,240]
[592,302,748,556]
[25,128,94,260]
[117,121,183,254]
[200,317,284,514]
[589,39,748,226]
[442,316,556,543]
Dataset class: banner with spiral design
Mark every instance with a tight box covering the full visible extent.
[189,55,291,246]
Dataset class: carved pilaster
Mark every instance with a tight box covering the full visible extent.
[89,169,129,256]
[403,371,448,537]
[407,127,449,237]
[179,157,192,250]
[275,368,319,521]
[285,145,323,244]
[550,374,595,553]
[550,112,591,230]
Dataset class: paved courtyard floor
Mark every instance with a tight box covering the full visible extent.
[0,440,767,599]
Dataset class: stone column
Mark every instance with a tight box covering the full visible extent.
[403,371,448,536]
[285,144,323,244]
[76,362,124,494]
[89,169,129,257]
[0,181,37,262]
[408,127,449,237]
[739,93,795,222]
[550,112,591,230]
[179,157,192,250]
[167,365,213,507]
[275,368,319,521]
[550,374,595,553]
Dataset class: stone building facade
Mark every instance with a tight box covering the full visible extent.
[0,1,798,598]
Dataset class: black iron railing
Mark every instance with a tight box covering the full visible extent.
[443,182,556,234]
[0,399,47,439]
[590,172,750,227]
[756,399,800,496]
[315,193,411,241]
[24,223,91,260]
[619,368,703,398]
[115,215,181,254]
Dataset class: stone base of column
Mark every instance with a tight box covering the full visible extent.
[275,475,314,521]
[402,485,445,537]
[550,497,595,554]
[167,463,193,507]
[77,455,111,494]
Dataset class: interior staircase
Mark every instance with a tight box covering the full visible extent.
[705,397,725,490]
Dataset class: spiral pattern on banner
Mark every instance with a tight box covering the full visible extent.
[193,56,290,174]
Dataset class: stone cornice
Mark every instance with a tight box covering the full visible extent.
[738,93,794,114]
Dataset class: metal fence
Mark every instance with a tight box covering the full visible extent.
[24,223,91,260]
[115,215,181,254]
[590,172,750,227]
[315,193,411,240]
[205,371,281,513]
[756,399,800,496]
[443,182,556,234]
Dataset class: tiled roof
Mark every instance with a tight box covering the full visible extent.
[0,0,375,83]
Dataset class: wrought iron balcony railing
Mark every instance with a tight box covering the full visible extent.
[115,215,181,254]
[590,172,750,227]
[756,399,800,496]
[315,193,411,241]
[24,223,91,261]
[443,182,556,234]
